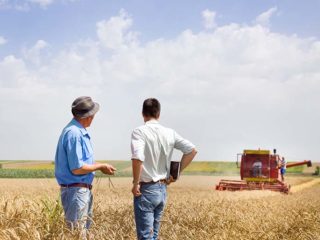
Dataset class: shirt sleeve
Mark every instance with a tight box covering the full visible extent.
[65,133,85,171]
[131,129,145,161]
[174,131,195,154]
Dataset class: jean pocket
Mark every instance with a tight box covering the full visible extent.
[139,194,154,212]
[74,188,89,206]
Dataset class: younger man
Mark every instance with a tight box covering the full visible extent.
[131,98,197,240]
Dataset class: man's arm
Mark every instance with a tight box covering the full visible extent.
[131,159,143,196]
[65,133,116,176]
[180,148,197,172]
[72,163,116,175]
[277,156,283,168]
[130,129,145,196]
[173,131,197,172]
[132,159,143,184]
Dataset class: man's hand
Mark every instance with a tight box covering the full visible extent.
[100,164,117,175]
[132,183,141,197]
[166,175,176,185]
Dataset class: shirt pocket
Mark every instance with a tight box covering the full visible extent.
[83,138,93,161]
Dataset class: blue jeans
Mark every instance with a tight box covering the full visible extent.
[134,183,167,240]
[61,187,93,230]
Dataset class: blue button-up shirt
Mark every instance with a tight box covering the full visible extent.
[55,118,95,185]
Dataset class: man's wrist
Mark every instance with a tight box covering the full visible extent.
[96,163,103,171]
[132,180,140,185]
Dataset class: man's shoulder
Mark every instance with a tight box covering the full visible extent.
[132,125,146,133]
[159,125,175,135]
[62,124,82,139]
[134,123,175,133]
[157,123,176,133]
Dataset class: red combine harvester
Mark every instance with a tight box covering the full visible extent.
[216,149,312,193]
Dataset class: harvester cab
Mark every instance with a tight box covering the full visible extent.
[216,149,312,193]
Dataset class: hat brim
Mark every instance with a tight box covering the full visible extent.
[78,102,100,118]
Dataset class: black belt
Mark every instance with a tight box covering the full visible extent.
[140,179,167,185]
[60,183,92,190]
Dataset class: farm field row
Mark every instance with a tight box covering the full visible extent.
[0,160,317,178]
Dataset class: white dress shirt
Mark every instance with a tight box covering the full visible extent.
[131,120,195,182]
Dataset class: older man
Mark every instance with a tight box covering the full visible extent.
[131,98,197,240]
[55,96,116,232]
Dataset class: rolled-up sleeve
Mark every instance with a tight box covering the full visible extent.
[65,134,85,171]
[174,131,195,154]
[131,129,145,161]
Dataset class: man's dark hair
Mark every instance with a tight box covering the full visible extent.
[142,98,161,118]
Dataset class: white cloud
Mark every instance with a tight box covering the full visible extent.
[0,55,35,88]
[96,9,138,50]
[33,39,48,50]
[28,0,54,8]
[0,10,320,161]
[0,0,77,11]
[255,6,278,26]
[0,0,8,8]
[46,40,104,87]
[23,40,49,65]
[0,0,36,10]
[0,36,7,45]
[202,9,217,30]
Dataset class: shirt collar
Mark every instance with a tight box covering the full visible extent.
[145,119,159,125]
[71,118,90,137]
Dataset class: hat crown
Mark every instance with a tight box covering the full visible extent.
[71,96,99,118]
[72,96,94,110]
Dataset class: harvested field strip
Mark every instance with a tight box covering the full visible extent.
[290,178,320,193]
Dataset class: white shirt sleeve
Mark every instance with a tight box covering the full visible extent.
[131,128,145,161]
[174,131,195,154]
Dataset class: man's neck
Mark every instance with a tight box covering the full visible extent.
[74,118,87,128]
[144,117,159,123]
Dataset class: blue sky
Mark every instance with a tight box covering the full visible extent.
[0,0,320,161]
[0,0,319,57]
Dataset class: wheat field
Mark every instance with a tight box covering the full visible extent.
[0,176,319,240]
